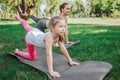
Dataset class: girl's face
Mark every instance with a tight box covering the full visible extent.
[62,4,71,15]
[53,20,65,36]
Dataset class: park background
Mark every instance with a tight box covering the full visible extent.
[0,0,120,80]
[0,0,120,19]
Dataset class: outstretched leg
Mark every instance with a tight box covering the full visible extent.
[15,43,36,60]
[22,13,40,23]
[16,15,33,32]
[28,15,40,23]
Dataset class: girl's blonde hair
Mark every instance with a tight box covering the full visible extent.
[49,16,65,42]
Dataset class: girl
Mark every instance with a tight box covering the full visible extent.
[15,15,79,78]
[21,3,73,44]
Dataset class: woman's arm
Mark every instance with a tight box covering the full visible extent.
[58,41,72,62]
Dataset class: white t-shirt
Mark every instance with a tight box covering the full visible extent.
[25,28,51,48]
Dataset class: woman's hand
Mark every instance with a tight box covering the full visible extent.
[49,71,61,78]
[69,60,80,66]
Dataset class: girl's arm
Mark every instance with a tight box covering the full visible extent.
[58,41,79,66]
[44,35,61,78]
[45,35,53,73]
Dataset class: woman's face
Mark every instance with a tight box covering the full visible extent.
[62,4,71,15]
[53,20,66,36]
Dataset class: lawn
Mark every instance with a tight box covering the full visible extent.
[0,19,120,80]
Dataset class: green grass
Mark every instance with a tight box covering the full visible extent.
[0,21,120,80]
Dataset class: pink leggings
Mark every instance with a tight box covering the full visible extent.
[16,16,36,60]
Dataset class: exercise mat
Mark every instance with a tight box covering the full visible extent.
[64,40,80,48]
[10,47,112,80]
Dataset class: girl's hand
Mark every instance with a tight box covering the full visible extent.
[49,71,61,78]
[69,61,80,66]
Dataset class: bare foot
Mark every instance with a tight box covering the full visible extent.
[15,48,19,53]
[18,6,22,13]
[21,12,28,17]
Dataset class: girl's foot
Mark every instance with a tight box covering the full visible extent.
[15,48,19,53]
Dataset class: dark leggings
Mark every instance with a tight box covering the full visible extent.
[28,15,49,32]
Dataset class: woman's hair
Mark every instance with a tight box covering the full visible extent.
[49,16,65,42]
[59,3,69,12]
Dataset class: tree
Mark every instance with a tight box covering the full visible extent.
[16,0,41,20]
[46,0,62,16]
[0,0,42,19]
[76,0,82,17]
[0,0,21,18]
[90,0,99,17]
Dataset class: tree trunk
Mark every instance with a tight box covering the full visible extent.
[106,8,110,17]
[90,7,96,18]
[16,0,38,20]
[20,0,26,13]
[78,5,80,17]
